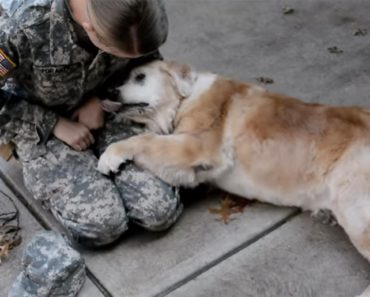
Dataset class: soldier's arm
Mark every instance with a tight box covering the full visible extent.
[0,15,58,145]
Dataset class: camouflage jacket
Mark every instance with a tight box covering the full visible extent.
[0,0,165,160]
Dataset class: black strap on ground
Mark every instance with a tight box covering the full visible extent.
[0,187,21,259]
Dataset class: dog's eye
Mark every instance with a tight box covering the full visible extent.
[134,73,146,83]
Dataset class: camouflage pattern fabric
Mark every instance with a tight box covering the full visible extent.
[96,117,183,232]
[0,0,167,160]
[23,116,183,246]
[0,0,182,247]
[9,231,86,297]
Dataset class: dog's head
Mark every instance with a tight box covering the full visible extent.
[101,60,197,134]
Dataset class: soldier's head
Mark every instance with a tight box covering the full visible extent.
[81,0,168,58]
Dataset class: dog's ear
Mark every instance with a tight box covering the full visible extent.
[100,100,122,112]
[163,61,196,98]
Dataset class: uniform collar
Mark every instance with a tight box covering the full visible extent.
[49,0,80,65]
[64,0,98,54]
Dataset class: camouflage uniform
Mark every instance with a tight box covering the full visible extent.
[9,231,86,297]
[0,0,182,246]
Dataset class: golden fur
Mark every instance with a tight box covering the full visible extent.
[98,61,370,296]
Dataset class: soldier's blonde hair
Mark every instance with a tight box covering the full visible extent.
[87,0,168,55]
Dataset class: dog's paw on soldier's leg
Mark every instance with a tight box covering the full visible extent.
[97,144,132,175]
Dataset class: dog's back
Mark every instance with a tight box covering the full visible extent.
[98,61,370,296]
[169,73,370,213]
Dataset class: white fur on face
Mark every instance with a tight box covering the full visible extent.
[115,62,186,134]
[118,65,168,108]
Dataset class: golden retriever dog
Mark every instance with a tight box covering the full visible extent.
[98,60,370,296]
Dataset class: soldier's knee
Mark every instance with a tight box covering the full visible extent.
[59,206,128,247]
[139,195,183,231]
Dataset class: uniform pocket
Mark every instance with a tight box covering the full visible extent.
[32,63,84,107]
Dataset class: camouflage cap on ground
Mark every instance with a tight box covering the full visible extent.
[8,231,86,297]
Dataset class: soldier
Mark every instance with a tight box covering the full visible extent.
[0,0,183,247]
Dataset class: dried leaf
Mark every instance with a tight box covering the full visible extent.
[0,237,22,263]
[283,7,295,15]
[256,77,274,84]
[0,243,10,262]
[354,28,367,36]
[0,143,14,161]
[9,235,21,249]
[328,46,343,54]
[209,194,253,224]
[0,225,21,264]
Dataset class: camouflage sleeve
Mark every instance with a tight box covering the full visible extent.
[0,13,58,145]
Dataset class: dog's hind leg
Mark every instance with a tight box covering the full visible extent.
[336,210,370,297]
[331,176,370,297]
[98,133,218,187]
[346,227,370,297]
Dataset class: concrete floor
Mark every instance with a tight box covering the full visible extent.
[162,0,369,108]
[1,0,370,296]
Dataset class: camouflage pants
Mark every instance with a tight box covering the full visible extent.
[19,116,183,246]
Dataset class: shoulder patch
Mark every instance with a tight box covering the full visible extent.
[0,49,16,77]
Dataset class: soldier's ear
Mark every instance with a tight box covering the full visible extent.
[100,100,122,112]
[82,22,94,33]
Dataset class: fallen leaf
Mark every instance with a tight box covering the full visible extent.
[354,28,367,36]
[283,7,295,15]
[0,143,14,161]
[256,77,274,84]
[209,195,253,224]
[0,243,10,262]
[0,225,21,264]
[328,46,343,54]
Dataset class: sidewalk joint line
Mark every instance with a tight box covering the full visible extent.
[158,209,301,297]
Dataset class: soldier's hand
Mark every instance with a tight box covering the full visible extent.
[53,117,95,151]
[72,97,105,130]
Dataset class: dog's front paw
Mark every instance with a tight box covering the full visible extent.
[97,145,131,175]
